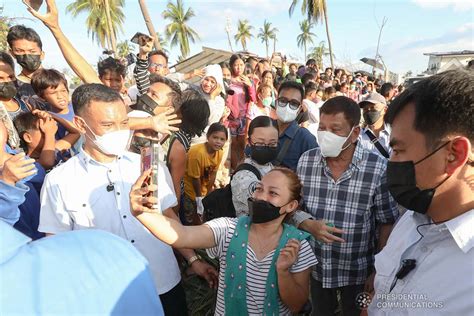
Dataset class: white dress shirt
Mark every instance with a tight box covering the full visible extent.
[369,209,474,315]
[359,124,392,158]
[39,149,181,295]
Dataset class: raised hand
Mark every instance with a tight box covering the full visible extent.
[0,152,37,185]
[150,108,181,135]
[23,0,59,31]
[38,116,58,136]
[276,239,301,272]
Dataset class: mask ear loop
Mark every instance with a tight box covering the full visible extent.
[414,141,451,165]
[341,126,357,152]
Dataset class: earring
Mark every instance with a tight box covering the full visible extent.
[448,154,455,162]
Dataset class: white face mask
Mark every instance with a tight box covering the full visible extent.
[317,127,355,157]
[84,122,131,156]
[276,102,299,123]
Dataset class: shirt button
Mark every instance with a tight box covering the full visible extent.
[123,215,127,219]
[117,192,121,196]
[82,204,86,207]
[131,239,135,243]
[108,170,112,173]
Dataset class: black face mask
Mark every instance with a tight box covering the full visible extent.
[250,145,279,165]
[130,94,160,116]
[0,81,17,99]
[248,198,285,224]
[387,142,450,214]
[363,110,382,126]
[14,54,42,72]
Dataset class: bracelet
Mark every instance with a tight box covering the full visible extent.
[187,254,202,266]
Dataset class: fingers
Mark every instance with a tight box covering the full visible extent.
[131,169,152,191]
[323,231,345,243]
[327,225,345,235]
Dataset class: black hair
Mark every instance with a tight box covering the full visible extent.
[320,96,361,127]
[386,69,474,150]
[71,83,123,115]
[246,56,258,64]
[278,81,305,101]
[97,57,127,78]
[335,82,347,92]
[207,122,228,140]
[305,82,318,96]
[7,25,43,50]
[380,82,394,98]
[301,72,316,86]
[262,70,273,80]
[306,58,316,66]
[219,61,230,70]
[325,67,333,72]
[0,51,15,71]
[13,111,39,152]
[149,50,169,64]
[289,63,298,69]
[149,74,182,111]
[248,115,279,137]
[31,68,68,96]
[179,90,210,137]
[229,54,245,75]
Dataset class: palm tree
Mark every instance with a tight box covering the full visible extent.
[162,0,200,59]
[234,19,253,51]
[66,0,125,53]
[257,20,278,58]
[155,32,170,55]
[138,0,161,51]
[117,40,132,58]
[309,41,332,69]
[289,0,334,68]
[296,20,316,61]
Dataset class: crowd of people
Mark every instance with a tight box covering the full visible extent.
[1,1,473,315]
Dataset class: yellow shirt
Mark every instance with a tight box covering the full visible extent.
[184,143,223,200]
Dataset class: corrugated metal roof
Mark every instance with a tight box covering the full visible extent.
[423,50,474,57]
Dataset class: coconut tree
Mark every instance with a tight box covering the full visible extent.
[138,0,161,51]
[162,0,200,59]
[257,20,278,58]
[296,20,316,61]
[309,41,332,69]
[289,0,334,68]
[155,32,170,55]
[66,0,125,53]
[234,19,253,51]
[117,40,132,58]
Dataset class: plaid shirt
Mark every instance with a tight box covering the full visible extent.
[297,143,399,288]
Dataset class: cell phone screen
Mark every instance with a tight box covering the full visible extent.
[24,0,43,11]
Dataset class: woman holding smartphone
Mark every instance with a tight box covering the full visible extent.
[130,167,317,315]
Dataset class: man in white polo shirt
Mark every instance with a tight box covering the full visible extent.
[39,84,217,315]
[368,69,473,315]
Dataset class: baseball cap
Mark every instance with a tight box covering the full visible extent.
[359,92,386,108]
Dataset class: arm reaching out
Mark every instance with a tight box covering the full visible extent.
[130,170,216,249]
[23,0,101,84]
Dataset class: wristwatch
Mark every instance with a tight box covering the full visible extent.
[187,254,202,266]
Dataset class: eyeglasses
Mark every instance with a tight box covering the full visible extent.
[276,97,300,110]
[149,63,165,69]
[249,140,278,148]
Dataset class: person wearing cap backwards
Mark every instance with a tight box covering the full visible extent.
[369,69,474,315]
[359,92,391,159]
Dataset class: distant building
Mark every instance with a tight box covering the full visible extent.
[423,50,474,74]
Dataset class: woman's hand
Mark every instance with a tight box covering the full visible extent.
[276,239,301,273]
[130,169,159,216]
[238,75,252,87]
[189,260,219,289]
[0,153,37,185]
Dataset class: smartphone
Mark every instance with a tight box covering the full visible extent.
[24,0,43,11]
[140,142,161,210]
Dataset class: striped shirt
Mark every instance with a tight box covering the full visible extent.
[206,217,318,315]
[133,57,150,95]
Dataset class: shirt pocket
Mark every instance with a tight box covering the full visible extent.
[63,192,104,229]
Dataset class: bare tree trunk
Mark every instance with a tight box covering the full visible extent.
[273,37,276,54]
[226,30,233,52]
[138,0,162,51]
[304,42,307,62]
[104,0,117,56]
[266,41,269,58]
[323,4,334,69]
